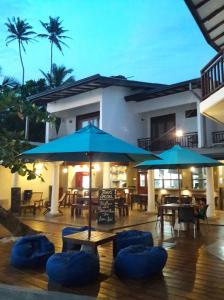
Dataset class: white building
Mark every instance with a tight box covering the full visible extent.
[25,73,224,216]
[2,1,224,216]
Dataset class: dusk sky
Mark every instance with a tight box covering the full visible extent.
[0,0,216,85]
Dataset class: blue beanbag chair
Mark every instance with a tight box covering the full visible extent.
[114,230,153,256]
[62,226,95,251]
[11,235,55,268]
[115,245,168,279]
[46,251,99,286]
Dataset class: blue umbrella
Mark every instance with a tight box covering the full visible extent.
[136,144,222,200]
[20,124,159,238]
[136,145,221,169]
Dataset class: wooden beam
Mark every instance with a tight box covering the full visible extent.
[212,32,224,42]
[195,0,210,10]
[207,19,224,34]
[218,41,224,48]
[202,5,224,23]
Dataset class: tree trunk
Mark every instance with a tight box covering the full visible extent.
[0,206,39,236]
[50,41,53,77]
[18,41,25,85]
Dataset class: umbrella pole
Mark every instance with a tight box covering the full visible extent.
[88,154,92,240]
[178,168,181,202]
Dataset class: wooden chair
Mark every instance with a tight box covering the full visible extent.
[30,192,44,209]
[115,197,129,217]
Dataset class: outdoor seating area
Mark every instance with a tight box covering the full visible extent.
[0,217,224,299]
[9,227,167,289]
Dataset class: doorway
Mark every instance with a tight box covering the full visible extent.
[137,172,148,194]
[74,172,89,189]
[151,113,176,151]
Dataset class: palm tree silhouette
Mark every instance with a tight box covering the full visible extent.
[40,63,74,88]
[5,17,36,85]
[38,17,70,75]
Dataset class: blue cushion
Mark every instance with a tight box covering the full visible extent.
[114,230,153,256]
[46,251,99,286]
[115,245,168,279]
[62,226,95,251]
[11,235,55,268]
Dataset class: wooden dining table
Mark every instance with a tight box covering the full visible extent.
[159,203,200,235]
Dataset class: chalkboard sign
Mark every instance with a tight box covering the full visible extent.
[98,189,115,224]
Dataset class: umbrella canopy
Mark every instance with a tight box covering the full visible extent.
[20,124,159,239]
[136,145,222,169]
[136,145,222,205]
[20,124,158,162]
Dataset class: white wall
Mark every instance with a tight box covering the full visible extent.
[47,88,102,113]
[131,90,199,114]
[57,102,100,137]
[101,86,146,145]
[0,163,52,209]
[141,103,198,138]
[46,86,224,146]
[47,89,101,139]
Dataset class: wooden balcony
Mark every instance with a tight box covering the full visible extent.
[201,51,224,100]
[212,131,224,144]
[138,132,198,151]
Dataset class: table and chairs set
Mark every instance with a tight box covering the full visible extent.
[156,194,209,237]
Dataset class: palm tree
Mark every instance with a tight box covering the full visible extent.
[5,17,36,85]
[40,64,75,88]
[0,76,19,92]
[37,17,70,75]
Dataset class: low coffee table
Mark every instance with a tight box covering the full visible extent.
[64,230,116,255]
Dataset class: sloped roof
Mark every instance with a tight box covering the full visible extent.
[125,78,201,102]
[29,74,165,105]
[185,0,224,52]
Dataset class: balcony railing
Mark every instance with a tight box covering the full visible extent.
[212,131,224,144]
[138,132,198,151]
[201,51,224,100]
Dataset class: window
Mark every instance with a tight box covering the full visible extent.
[110,165,127,188]
[191,168,206,190]
[185,109,197,118]
[76,111,100,130]
[140,174,146,187]
[154,169,181,189]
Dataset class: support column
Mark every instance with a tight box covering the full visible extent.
[67,166,74,189]
[45,122,50,143]
[206,167,215,217]
[197,101,204,148]
[12,172,19,188]
[147,170,156,213]
[103,162,111,188]
[50,162,60,216]
[11,172,21,213]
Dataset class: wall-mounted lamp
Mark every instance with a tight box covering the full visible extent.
[176,129,183,138]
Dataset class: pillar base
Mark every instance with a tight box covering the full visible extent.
[47,211,61,217]
[207,210,216,218]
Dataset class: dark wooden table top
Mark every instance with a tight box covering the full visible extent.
[64,230,116,246]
